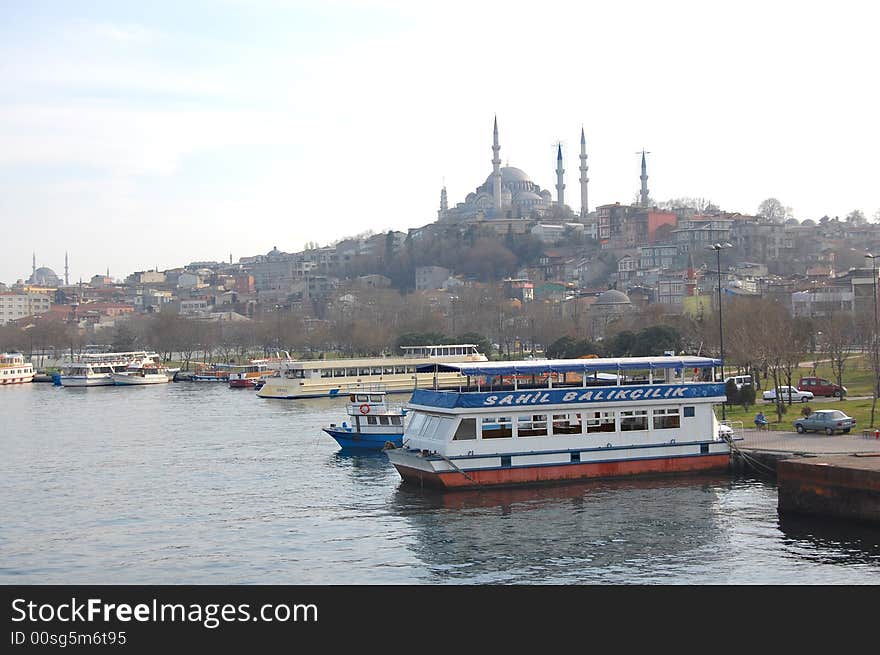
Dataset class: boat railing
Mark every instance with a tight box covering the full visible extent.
[342,382,389,394]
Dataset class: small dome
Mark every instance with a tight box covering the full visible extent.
[785,218,800,226]
[515,191,542,202]
[594,289,631,305]
[801,218,816,227]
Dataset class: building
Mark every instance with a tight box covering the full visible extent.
[436,117,582,224]
[415,266,452,291]
[0,292,52,325]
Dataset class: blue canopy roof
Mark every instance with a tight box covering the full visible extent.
[415,356,721,376]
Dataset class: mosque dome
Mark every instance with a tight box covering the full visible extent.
[483,166,533,188]
[785,218,800,226]
[515,191,543,204]
[801,218,816,227]
[30,267,61,286]
[594,289,632,306]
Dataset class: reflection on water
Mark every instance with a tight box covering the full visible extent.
[1,383,879,583]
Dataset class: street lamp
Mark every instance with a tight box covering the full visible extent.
[707,243,733,420]
[866,254,878,425]
[865,254,878,337]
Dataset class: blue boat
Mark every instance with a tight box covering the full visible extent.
[323,387,407,451]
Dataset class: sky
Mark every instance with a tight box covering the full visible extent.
[2,0,879,285]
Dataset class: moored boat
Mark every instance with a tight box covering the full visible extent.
[228,362,274,388]
[257,344,487,399]
[323,387,407,450]
[383,356,735,490]
[111,360,173,385]
[60,351,161,387]
[0,352,35,385]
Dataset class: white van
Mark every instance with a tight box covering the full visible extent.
[724,375,752,390]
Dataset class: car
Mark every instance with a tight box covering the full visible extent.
[762,386,814,402]
[724,375,753,390]
[793,409,856,435]
[797,376,847,398]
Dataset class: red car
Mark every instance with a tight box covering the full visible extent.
[797,377,847,398]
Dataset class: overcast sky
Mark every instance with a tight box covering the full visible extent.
[2,0,879,284]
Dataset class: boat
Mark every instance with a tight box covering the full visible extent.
[111,359,173,385]
[383,355,735,490]
[323,386,407,450]
[257,344,487,399]
[188,363,233,382]
[0,352,35,385]
[227,362,275,388]
[60,351,162,387]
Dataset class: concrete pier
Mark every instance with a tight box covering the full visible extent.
[728,427,880,524]
[777,455,880,524]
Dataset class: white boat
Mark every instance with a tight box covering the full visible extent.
[323,386,407,450]
[256,344,488,399]
[111,359,173,385]
[0,352,35,385]
[60,351,162,387]
[384,356,735,490]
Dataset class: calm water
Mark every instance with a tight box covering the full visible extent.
[2,383,880,584]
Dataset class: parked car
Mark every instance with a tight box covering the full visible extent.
[724,375,753,390]
[797,376,847,398]
[762,386,814,402]
[793,409,856,435]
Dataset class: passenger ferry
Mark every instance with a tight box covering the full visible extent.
[256,344,487,399]
[323,386,407,450]
[111,358,173,385]
[384,356,733,489]
[60,351,161,387]
[0,352,35,385]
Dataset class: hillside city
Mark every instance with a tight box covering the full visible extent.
[3,122,880,366]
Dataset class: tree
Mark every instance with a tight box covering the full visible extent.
[846,209,867,226]
[818,313,857,402]
[757,197,791,223]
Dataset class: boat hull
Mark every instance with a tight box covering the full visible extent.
[60,376,114,387]
[386,447,731,490]
[0,373,34,384]
[111,373,171,385]
[323,427,403,451]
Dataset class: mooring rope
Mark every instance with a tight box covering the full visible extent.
[722,434,777,477]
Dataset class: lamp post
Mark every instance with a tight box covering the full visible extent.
[866,254,878,426]
[707,243,733,420]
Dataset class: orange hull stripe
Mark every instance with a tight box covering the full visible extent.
[394,454,731,489]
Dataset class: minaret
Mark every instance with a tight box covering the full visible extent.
[579,127,589,217]
[32,252,36,278]
[555,143,565,207]
[492,116,502,211]
[438,185,448,220]
[639,149,650,207]
[64,252,69,286]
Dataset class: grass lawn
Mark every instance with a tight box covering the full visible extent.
[719,397,880,431]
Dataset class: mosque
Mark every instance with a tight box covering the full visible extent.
[25,253,66,287]
[436,117,590,224]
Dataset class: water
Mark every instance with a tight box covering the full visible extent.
[2,383,880,584]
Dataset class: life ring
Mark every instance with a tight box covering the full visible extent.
[359,404,371,415]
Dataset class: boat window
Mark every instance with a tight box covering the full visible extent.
[367,416,378,425]
[371,367,383,375]
[620,409,649,431]
[586,411,616,433]
[423,416,441,438]
[683,406,695,417]
[359,368,371,376]
[452,418,477,440]
[391,416,402,426]
[408,413,427,435]
[379,416,390,426]
[369,395,383,403]
[480,416,512,439]
[292,370,305,379]
[383,367,394,375]
[653,408,680,430]
[552,413,582,435]
[394,366,405,374]
[516,414,547,437]
[321,369,333,378]
[334,369,346,377]
[405,366,415,374]
[356,394,369,402]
